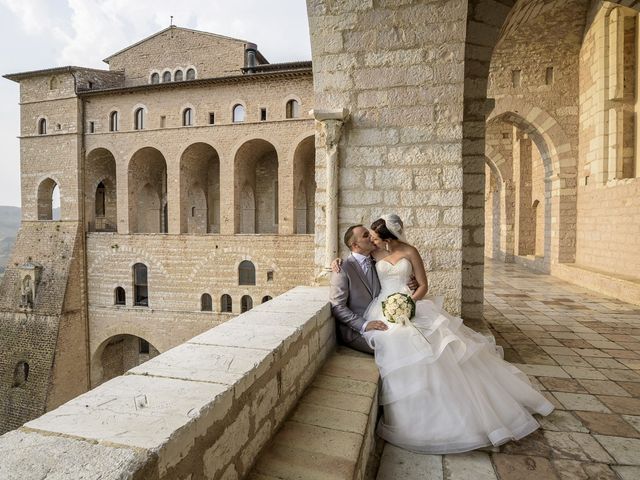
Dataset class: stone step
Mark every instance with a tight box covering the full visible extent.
[249,346,380,480]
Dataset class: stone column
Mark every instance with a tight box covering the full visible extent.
[312,108,348,284]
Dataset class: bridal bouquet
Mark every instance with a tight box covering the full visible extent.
[382,293,416,326]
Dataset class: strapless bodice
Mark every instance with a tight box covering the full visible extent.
[376,257,413,298]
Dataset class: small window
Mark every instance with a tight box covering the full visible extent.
[201,293,213,311]
[239,260,256,285]
[512,69,521,88]
[545,67,554,86]
[191,206,196,217]
[139,339,150,354]
[286,99,300,119]
[186,68,196,80]
[260,108,267,121]
[38,118,47,135]
[262,295,272,303]
[133,263,148,306]
[162,71,172,83]
[88,81,93,89]
[134,108,144,130]
[183,108,193,126]
[232,104,245,123]
[160,115,166,128]
[151,73,160,84]
[209,112,215,125]
[267,270,274,282]
[12,361,29,387]
[115,286,126,305]
[109,111,119,132]
[174,70,184,82]
[89,121,95,133]
[241,295,253,313]
[221,294,232,312]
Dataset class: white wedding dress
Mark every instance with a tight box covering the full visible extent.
[363,258,554,454]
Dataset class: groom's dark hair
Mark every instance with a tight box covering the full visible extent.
[344,224,364,249]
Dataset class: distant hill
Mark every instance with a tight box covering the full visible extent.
[0,206,21,273]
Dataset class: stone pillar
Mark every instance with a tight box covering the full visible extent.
[514,129,534,256]
[312,109,348,284]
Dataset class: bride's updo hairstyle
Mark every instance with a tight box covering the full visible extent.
[371,214,407,242]
[371,218,398,241]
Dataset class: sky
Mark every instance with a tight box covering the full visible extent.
[0,0,312,208]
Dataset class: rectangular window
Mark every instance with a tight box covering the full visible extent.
[260,108,267,121]
[512,69,521,88]
[209,112,215,124]
[267,271,274,282]
[89,121,95,133]
[545,67,554,85]
[160,115,166,128]
[139,339,149,354]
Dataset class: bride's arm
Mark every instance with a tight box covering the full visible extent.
[407,247,429,301]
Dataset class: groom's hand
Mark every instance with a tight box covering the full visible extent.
[407,275,419,292]
[365,320,388,332]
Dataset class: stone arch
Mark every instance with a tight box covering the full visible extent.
[128,147,167,233]
[36,177,60,220]
[233,139,279,234]
[91,333,159,387]
[487,105,573,267]
[85,147,117,232]
[179,143,220,233]
[293,135,315,234]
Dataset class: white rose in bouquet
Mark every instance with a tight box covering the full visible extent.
[382,293,416,326]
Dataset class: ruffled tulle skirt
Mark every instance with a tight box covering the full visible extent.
[363,299,554,454]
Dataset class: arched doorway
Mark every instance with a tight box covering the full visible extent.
[92,334,159,386]
[128,147,167,233]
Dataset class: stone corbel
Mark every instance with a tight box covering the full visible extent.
[311,108,349,284]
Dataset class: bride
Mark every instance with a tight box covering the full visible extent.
[347,214,553,454]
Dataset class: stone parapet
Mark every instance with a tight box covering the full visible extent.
[0,286,335,480]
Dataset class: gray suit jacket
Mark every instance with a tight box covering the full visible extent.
[329,255,381,351]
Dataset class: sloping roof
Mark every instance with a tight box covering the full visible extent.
[3,66,113,82]
[102,25,267,63]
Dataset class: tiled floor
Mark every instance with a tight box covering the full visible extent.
[377,259,640,480]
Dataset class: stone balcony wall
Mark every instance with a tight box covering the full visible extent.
[0,286,334,480]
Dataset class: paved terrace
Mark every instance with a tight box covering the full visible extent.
[378,259,640,480]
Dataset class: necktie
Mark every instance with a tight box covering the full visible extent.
[365,257,375,287]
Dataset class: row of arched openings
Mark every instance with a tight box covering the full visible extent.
[92,100,300,134]
[204,293,272,313]
[150,68,196,84]
[81,137,315,234]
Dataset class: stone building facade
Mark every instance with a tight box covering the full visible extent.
[3,0,640,440]
[0,27,315,433]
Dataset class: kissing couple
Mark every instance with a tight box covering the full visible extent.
[329,214,554,454]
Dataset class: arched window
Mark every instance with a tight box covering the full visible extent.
[162,71,172,83]
[286,99,300,119]
[150,73,160,84]
[12,361,29,387]
[95,181,106,217]
[201,293,212,311]
[241,295,253,313]
[262,295,272,303]
[238,260,256,285]
[186,68,196,80]
[221,294,232,312]
[183,108,193,126]
[174,70,183,82]
[134,108,144,130]
[114,287,126,305]
[37,178,59,220]
[109,111,119,132]
[38,118,47,135]
[232,104,245,123]
[133,263,148,306]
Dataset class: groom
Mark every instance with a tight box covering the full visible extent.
[329,225,389,354]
